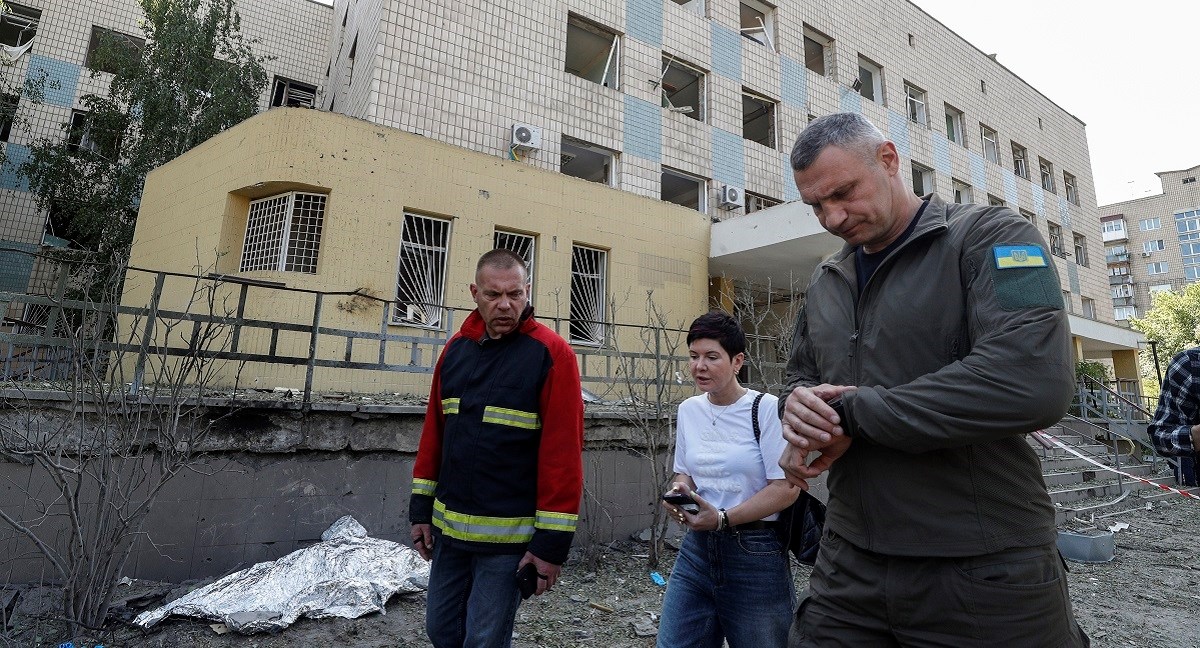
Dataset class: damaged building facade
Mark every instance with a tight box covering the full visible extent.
[0,0,1150,582]
[0,0,331,312]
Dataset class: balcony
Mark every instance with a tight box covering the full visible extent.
[1109,275,1133,286]
[1105,252,1129,264]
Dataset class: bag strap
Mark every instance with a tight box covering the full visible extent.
[751,391,765,444]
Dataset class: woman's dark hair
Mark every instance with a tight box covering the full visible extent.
[686,310,746,358]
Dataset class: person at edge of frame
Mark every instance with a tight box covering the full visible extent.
[776,112,1090,648]
[1149,340,1200,487]
[409,248,584,648]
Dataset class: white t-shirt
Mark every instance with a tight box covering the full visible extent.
[672,389,788,521]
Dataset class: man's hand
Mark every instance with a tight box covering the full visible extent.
[780,384,857,449]
[517,551,561,596]
[411,523,434,561]
[780,435,852,489]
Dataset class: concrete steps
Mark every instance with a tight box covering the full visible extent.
[1032,424,1190,525]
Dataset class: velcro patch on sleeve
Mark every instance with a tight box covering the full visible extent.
[990,244,1063,311]
[993,244,1047,269]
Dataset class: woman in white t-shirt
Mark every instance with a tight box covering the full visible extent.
[657,310,799,648]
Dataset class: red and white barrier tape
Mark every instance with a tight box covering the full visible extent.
[1032,430,1199,502]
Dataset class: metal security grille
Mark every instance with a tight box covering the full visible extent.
[493,230,535,300]
[240,192,325,273]
[394,213,450,328]
[570,245,606,345]
[284,193,325,273]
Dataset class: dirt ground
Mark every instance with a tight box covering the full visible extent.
[5,498,1198,648]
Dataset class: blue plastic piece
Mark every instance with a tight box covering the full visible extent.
[650,571,666,587]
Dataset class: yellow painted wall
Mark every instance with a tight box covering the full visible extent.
[123,108,711,394]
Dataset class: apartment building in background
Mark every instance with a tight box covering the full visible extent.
[0,0,331,304]
[1100,163,1200,324]
[6,0,1145,388]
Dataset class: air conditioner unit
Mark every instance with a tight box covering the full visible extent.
[511,123,542,152]
[718,185,743,210]
[1140,251,1152,258]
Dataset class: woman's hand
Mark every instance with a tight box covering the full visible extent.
[665,482,721,531]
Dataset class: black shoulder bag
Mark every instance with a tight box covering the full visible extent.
[751,392,826,566]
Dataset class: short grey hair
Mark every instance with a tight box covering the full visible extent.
[790,113,887,172]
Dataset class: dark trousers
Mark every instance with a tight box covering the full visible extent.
[789,531,1090,648]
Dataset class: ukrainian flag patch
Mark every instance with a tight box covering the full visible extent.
[993,244,1048,269]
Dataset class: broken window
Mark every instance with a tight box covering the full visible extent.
[1081,297,1096,319]
[393,213,451,328]
[944,104,965,146]
[494,229,536,300]
[669,0,706,15]
[565,15,620,90]
[0,3,39,48]
[1073,233,1089,267]
[904,82,927,126]
[952,179,973,204]
[988,194,1005,206]
[742,89,776,147]
[66,110,121,157]
[271,76,318,109]
[1064,171,1079,205]
[570,244,607,345]
[85,26,145,75]
[1020,208,1036,226]
[1011,141,1029,179]
[980,124,999,164]
[911,161,933,197]
[0,92,16,141]
[240,192,326,274]
[856,55,882,103]
[561,136,616,186]
[739,0,775,50]
[661,167,706,212]
[745,192,781,214]
[1048,221,1065,257]
[802,25,830,76]
[1039,157,1056,193]
[660,56,703,121]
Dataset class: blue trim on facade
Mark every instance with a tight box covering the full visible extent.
[0,241,37,294]
[887,110,910,159]
[782,152,800,201]
[932,132,951,177]
[27,55,80,107]
[838,89,862,114]
[626,0,663,47]
[1004,171,1019,208]
[1059,196,1072,229]
[1067,261,1080,293]
[780,56,805,107]
[623,95,662,162]
[711,23,740,81]
[711,127,745,187]
[1032,183,1046,218]
[969,151,987,194]
[0,143,31,192]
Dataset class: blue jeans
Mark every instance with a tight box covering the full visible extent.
[425,540,524,648]
[658,529,795,648]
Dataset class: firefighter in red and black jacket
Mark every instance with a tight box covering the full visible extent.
[410,249,583,648]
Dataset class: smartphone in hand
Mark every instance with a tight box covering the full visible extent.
[516,562,538,600]
[662,491,700,515]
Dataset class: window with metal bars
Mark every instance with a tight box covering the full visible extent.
[393,213,451,328]
[570,245,606,345]
[494,229,536,301]
[240,192,325,273]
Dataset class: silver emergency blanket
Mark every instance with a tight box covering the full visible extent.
[134,516,430,634]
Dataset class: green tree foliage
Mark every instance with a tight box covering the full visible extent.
[1130,282,1200,389]
[20,0,267,255]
